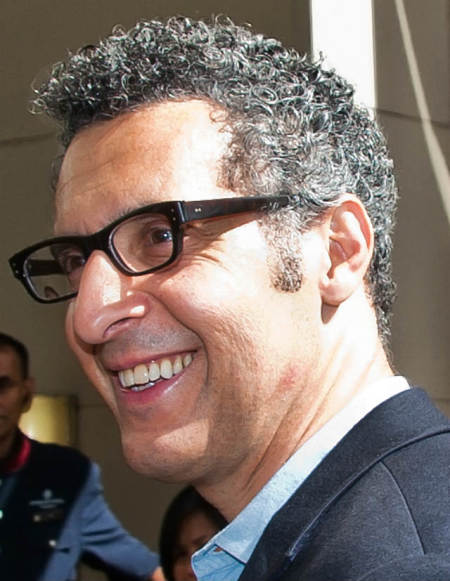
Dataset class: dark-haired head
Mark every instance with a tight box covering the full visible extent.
[0,333,29,379]
[159,486,227,581]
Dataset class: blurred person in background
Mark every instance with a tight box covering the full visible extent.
[0,332,164,581]
[159,486,226,581]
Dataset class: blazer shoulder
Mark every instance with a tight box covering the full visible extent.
[29,439,91,471]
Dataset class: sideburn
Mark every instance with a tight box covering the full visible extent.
[258,212,304,293]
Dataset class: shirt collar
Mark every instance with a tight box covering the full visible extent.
[0,430,31,474]
[195,376,409,567]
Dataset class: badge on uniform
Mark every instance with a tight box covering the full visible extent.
[29,489,66,522]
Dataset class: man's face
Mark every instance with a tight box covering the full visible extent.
[55,100,324,488]
[0,348,32,447]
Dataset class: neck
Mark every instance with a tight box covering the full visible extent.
[0,428,21,463]
[198,312,393,520]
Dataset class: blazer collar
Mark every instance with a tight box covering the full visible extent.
[239,388,450,581]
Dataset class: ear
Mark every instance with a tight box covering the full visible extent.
[319,196,373,306]
[21,377,35,413]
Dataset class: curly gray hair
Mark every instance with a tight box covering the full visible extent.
[32,16,398,346]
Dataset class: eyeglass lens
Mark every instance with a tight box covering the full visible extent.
[25,245,78,301]
[25,212,176,301]
[112,212,175,272]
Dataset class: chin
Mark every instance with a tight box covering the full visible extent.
[120,432,203,483]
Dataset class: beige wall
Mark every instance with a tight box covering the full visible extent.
[1,1,448,579]
[373,0,449,414]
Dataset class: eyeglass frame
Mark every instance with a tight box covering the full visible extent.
[9,193,299,304]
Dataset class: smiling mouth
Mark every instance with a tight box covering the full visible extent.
[117,353,194,392]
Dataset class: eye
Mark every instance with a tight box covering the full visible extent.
[112,213,175,271]
[0,376,15,391]
[57,250,86,275]
[141,224,173,246]
[51,244,87,286]
[173,548,188,561]
[117,214,174,247]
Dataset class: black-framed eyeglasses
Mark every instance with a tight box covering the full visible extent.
[9,194,298,304]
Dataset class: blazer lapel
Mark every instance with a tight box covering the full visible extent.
[239,388,450,581]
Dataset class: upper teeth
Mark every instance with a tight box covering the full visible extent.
[118,354,193,389]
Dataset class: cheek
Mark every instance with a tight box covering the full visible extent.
[157,263,267,338]
[0,393,25,424]
[278,363,303,392]
[173,560,190,581]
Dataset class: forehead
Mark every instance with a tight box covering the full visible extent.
[55,100,232,234]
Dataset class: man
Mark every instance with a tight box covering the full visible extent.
[0,332,163,581]
[9,16,450,581]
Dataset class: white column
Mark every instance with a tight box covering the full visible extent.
[310,0,376,111]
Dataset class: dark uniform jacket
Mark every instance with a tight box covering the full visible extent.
[0,437,158,581]
[240,389,450,581]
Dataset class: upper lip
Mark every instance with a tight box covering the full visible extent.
[102,349,197,373]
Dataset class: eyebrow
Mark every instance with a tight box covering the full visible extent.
[191,534,211,548]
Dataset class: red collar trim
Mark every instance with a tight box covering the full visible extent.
[2,432,32,474]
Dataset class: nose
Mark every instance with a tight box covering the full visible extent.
[70,251,150,345]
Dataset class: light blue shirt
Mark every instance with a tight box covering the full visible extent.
[192,376,409,581]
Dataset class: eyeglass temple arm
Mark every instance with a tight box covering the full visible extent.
[25,259,64,277]
[180,195,295,223]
